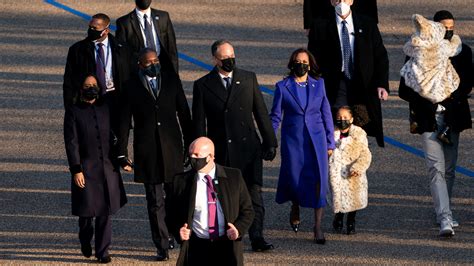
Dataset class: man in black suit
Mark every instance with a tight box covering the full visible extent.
[192,40,278,251]
[169,137,254,266]
[116,0,178,74]
[304,0,378,34]
[63,13,130,131]
[117,48,192,261]
[308,0,389,147]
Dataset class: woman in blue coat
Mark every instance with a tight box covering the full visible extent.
[64,74,127,263]
[270,48,335,244]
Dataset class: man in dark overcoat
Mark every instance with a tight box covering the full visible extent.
[117,48,192,261]
[308,0,389,147]
[192,40,278,251]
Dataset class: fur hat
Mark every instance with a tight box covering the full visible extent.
[400,14,462,103]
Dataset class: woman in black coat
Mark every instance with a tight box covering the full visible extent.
[64,74,127,263]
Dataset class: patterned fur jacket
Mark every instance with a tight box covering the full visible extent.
[400,14,462,104]
[329,125,372,213]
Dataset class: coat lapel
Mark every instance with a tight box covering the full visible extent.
[329,14,343,70]
[352,14,363,72]
[204,68,228,103]
[226,68,242,107]
[214,165,229,220]
[151,9,164,50]
[284,78,304,112]
[186,172,198,225]
[307,76,318,105]
[130,11,145,48]
[139,72,157,100]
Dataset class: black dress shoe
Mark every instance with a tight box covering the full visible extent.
[156,250,169,261]
[346,222,356,235]
[168,237,175,250]
[80,243,92,258]
[314,238,326,245]
[251,239,274,252]
[97,256,112,264]
[333,219,343,233]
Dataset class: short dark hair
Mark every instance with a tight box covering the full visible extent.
[211,40,232,56]
[433,10,454,22]
[287,48,321,79]
[92,13,111,26]
[138,47,157,62]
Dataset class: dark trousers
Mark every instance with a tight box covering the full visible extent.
[187,233,235,266]
[247,184,265,241]
[78,216,111,258]
[334,76,352,111]
[144,183,169,252]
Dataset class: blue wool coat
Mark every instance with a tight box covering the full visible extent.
[270,76,335,208]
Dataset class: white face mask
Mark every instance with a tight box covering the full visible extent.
[335,2,351,17]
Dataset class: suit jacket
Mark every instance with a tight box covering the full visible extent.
[169,164,255,266]
[308,12,388,146]
[399,44,472,134]
[63,34,131,108]
[117,71,192,184]
[116,8,178,74]
[304,0,378,29]
[192,67,277,185]
[64,101,127,217]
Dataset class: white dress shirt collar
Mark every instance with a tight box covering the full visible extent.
[135,7,152,19]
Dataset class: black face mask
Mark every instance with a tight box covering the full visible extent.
[190,156,208,171]
[220,58,235,72]
[335,119,351,130]
[87,28,105,41]
[135,0,152,10]
[444,30,454,40]
[143,63,161,77]
[81,86,100,101]
[292,62,309,77]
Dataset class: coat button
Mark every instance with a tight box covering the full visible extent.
[242,137,247,141]
[157,122,161,126]
[241,122,245,126]
[228,139,232,143]
[239,107,243,110]
[225,109,228,113]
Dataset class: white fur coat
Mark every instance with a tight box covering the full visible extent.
[329,125,372,213]
[400,14,462,103]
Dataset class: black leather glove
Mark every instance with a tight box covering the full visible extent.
[118,157,133,169]
[262,147,277,161]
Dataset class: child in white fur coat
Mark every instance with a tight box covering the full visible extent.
[329,106,372,235]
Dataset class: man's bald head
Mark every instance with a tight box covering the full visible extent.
[189,137,215,158]
[189,137,215,173]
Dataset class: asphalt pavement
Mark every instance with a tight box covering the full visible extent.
[0,0,473,264]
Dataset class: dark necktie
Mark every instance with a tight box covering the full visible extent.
[143,14,157,53]
[96,43,107,94]
[149,78,158,97]
[341,20,353,80]
[223,77,231,90]
[205,174,219,240]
